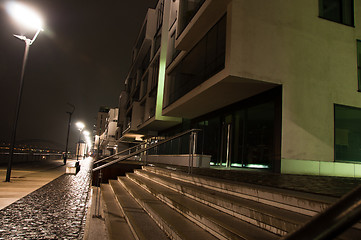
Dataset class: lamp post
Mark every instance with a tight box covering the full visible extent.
[83,130,90,158]
[5,3,44,182]
[76,122,85,164]
[64,103,75,165]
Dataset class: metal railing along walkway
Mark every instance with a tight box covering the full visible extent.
[93,129,201,173]
[91,129,201,218]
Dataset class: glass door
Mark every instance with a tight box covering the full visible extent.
[220,115,232,167]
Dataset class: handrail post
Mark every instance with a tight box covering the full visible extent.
[188,133,192,174]
[192,131,197,174]
[93,169,102,218]
[142,142,146,165]
[188,131,197,174]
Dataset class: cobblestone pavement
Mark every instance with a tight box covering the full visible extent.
[0,158,93,239]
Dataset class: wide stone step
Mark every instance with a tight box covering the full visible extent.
[100,184,134,240]
[135,168,311,235]
[140,166,361,240]
[142,166,335,216]
[118,176,219,240]
[126,173,278,239]
[108,180,169,240]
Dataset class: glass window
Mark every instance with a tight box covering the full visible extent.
[335,104,361,162]
[244,102,274,168]
[357,40,361,91]
[157,0,164,31]
[167,31,181,66]
[166,15,226,106]
[178,0,206,36]
[319,0,354,26]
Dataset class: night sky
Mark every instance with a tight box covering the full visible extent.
[0,0,158,151]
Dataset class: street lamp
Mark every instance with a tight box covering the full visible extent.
[83,130,90,157]
[64,103,75,165]
[76,122,85,163]
[5,2,44,182]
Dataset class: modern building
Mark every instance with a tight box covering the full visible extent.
[94,106,109,155]
[117,0,361,178]
[95,106,110,137]
[99,108,119,156]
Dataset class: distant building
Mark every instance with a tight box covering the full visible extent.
[98,108,119,156]
[117,0,361,177]
[94,106,110,155]
[95,106,110,136]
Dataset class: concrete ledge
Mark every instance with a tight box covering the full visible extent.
[281,159,361,178]
[145,154,211,168]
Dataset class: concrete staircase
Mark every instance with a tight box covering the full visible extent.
[100,165,361,240]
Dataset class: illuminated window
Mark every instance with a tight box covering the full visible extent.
[319,0,354,26]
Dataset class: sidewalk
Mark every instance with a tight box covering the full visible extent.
[0,158,97,239]
[0,159,68,209]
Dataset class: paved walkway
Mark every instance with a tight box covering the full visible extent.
[0,158,94,239]
[2,158,361,239]
[0,159,67,209]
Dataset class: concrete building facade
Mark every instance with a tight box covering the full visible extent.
[100,108,119,156]
[118,0,361,177]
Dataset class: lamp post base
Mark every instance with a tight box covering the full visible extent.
[66,162,80,175]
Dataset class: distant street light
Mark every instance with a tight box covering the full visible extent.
[5,2,44,182]
[76,122,85,163]
[83,130,91,156]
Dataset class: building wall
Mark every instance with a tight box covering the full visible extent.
[95,107,110,136]
[119,0,361,177]
[159,0,361,176]
[228,0,361,175]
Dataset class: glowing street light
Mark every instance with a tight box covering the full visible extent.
[5,2,44,182]
[76,122,85,162]
[6,2,43,31]
[83,130,91,156]
[76,122,85,131]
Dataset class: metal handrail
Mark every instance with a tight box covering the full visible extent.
[92,129,201,172]
[283,184,361,239]
[93,141,142,165]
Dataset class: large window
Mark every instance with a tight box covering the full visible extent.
[319,0,354,26]
[166,15,226,106]
[178,0,206,36]
[335,104,361,162]
[357,40,361,91]
[156,0,164,31]
[193,87,282,170]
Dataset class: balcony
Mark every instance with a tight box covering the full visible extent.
[176,0,231,51]
[165,14,227,108]
[126,8,156,83]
